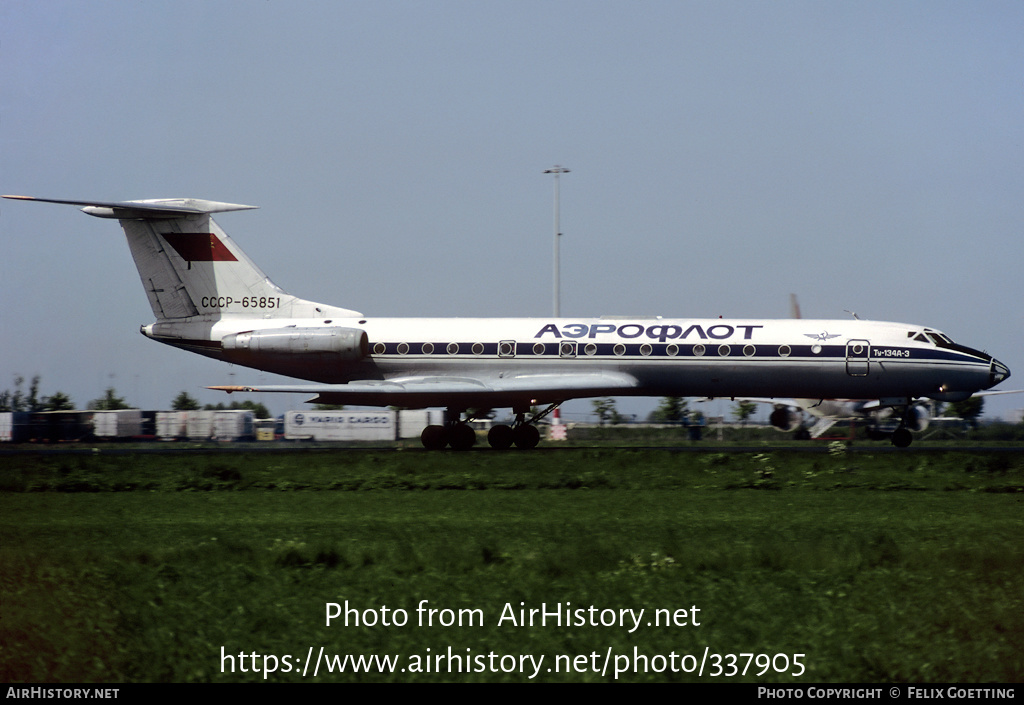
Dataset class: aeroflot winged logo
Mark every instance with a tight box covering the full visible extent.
[805,331,841,342]
[161,232,238,263]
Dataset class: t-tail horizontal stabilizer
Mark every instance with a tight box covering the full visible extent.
[2,195,258,219]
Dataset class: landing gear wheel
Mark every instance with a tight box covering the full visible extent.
[891,427,913,448]
[448,423,477,451]
[513,424,541,450]
[487,424,515,450]
[420,424,449,450]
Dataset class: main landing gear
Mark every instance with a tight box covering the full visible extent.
[419,403,561,451]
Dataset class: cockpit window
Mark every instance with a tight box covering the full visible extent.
[922,330,956,348]
[916,328,985,359]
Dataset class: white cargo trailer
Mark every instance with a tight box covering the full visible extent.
[92,410,144,439]
[0,412,30,443]
[213,410,255,441]
[397,409,445,439]
[156,411,189,440]
[186,410,215,440]
[284,410,397,441]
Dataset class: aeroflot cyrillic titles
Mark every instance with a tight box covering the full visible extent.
[4,194,1011,450]
[534,323,764,341]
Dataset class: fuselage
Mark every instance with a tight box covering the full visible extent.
[144,314,1009,408]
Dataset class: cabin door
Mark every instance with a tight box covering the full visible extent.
[845,339,870,377]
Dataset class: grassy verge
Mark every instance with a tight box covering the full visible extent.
[1,449,1022,682]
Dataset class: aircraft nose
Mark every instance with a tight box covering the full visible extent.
[990,358,1011,387]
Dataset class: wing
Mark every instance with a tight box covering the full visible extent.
[209,371,640,408]
[735,397,798,406]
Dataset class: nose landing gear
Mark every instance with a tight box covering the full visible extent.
[890,402,916,448]
[890,426,913,448]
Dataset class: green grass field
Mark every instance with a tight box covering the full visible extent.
[1,446,1022,682]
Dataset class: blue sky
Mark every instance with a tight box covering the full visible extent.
[2,1,1022,422]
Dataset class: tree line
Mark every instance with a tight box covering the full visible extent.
[0,375,73,412]
[0,376,269,418]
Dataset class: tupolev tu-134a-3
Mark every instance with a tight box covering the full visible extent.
[4,195,1011,449]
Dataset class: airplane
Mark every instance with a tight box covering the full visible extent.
[3,194,1012,450]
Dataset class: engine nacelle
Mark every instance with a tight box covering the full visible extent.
[769,406,803,432]
[222,326,368,361]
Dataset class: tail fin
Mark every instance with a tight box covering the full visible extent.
[3,196,361,321]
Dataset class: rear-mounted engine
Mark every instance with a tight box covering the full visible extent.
[222,327,368,360]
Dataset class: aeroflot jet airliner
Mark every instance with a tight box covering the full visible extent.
[5,195,1011,449]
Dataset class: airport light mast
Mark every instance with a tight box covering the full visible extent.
[543,165,569,318]
[544,165,570,432]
